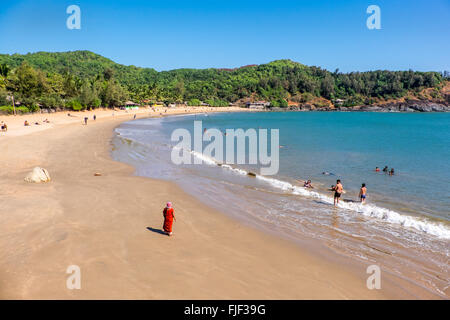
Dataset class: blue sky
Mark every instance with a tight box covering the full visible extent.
[0,0,449,72]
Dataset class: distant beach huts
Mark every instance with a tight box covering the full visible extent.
[120,101,140,110]
[245,101,270,109]
[333,99,345,106]
[151,102,165,108]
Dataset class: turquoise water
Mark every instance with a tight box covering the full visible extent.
[196,112,450,220]
[113,111,450,296]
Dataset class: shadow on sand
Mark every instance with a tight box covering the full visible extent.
[146,227,167,236]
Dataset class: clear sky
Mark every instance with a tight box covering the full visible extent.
[0,0,449,72]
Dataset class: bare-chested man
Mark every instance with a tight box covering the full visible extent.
[359,183,367,204]
[333,179,343,206]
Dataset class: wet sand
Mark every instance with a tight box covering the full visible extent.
[0,108,439,299]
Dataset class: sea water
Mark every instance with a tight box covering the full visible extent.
[112,111,450,296]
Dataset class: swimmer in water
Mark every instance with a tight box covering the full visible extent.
[303,180,313,189]
[375,167,380,172]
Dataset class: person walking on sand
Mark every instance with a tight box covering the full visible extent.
[333,180,344,206]
[359,183,367,204]
[84,117,88,125]
[163,202,176,236]
[93,114,96,121]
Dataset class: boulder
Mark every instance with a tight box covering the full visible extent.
[24,167,51,183]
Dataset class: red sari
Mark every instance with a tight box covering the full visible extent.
[163,207,175,233]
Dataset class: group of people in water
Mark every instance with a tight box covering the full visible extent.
[375,166,395,175]
[302,165,397,207]
[302,178,367,207]
[331,180,367,206]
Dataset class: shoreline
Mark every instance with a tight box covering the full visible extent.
[0,108,442,299]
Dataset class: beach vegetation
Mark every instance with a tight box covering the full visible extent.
[187,98,202,106]
[0,105,30,114]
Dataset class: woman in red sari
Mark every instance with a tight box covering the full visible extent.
[163,202,176,236]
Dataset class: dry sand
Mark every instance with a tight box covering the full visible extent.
[0,107,436,299]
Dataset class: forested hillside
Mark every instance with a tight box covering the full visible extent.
[0,50,448,112]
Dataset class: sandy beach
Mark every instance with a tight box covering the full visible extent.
[0,107,439,299]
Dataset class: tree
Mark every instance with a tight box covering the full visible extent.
[188,98,201,106]
[101,80,127,107]
[320,75,335,99]
[103,68,115,81]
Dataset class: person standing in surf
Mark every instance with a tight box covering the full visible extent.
[163,202,176,236]
[333,180,344,206]
[359,183,367,204]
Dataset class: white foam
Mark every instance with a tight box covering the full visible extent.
[190,150,217,166]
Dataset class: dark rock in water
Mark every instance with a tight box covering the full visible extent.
[247,172,257,177]
[358,101,449,113]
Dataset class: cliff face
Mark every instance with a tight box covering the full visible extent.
[286,82,450,112]
[340,101,449,112]
[287,100,449,112]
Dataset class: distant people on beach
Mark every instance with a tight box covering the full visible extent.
[84,117,88,125]
[359,183,367,204]
[93,115,96,121]
[1,121,7,132]
[24,120,30,126]
[332,180,344,206]
[163,202,176,236]
[389,168,395,176]
[134,114,137,119]
[382,166,389,173]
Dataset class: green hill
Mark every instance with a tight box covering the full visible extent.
[0,50,447,111]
